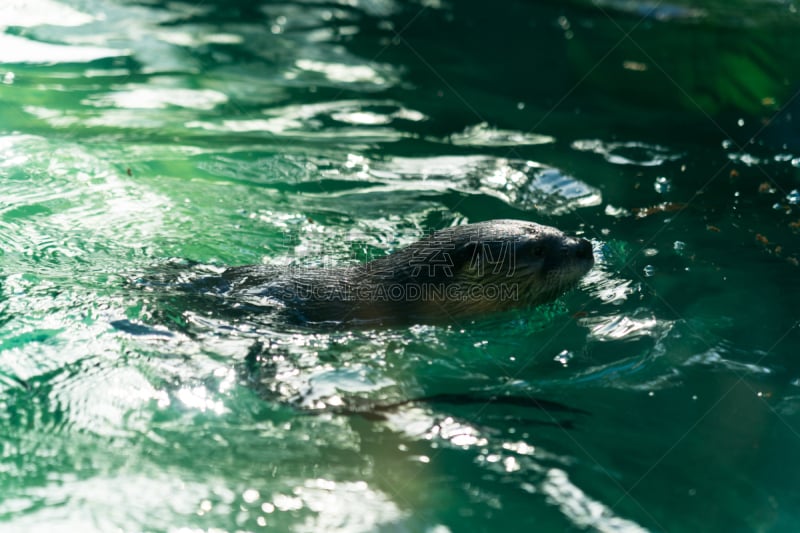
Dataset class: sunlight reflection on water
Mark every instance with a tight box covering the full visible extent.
[1,0,799,531]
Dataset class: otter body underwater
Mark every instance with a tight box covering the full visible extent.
[192,219,594,326]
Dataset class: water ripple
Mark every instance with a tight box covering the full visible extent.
[0,34,124,64]
[83,87,228,110]
[542,469,649,533]
[0,134,170,271]
[571,139,683,166]
[448,122,555,147]
[0,0,94,28]
[586,311,664,342]
[369,155,602,213]
[187,99,422,141]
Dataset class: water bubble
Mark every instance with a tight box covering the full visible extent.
[787,189,800,205]
[604,205,629,217]
[673,241,686,254]
[2,72,14,84]
[654,176,671,194]
[737,118,745,127]
[242,489,260,503]
[643,265,655,277]
[554,350,573,366]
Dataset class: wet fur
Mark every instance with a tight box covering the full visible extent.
[220,219,594,325]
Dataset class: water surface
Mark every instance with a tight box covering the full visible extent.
[1,0,800,531]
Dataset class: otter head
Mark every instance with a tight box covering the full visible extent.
[413,219,594,317]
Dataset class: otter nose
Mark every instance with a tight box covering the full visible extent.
[561,237,593,264]
[575,238,594,262]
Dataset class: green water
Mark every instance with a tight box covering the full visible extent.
[2,0,800,531]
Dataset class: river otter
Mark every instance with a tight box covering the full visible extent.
[217,219,593,325]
